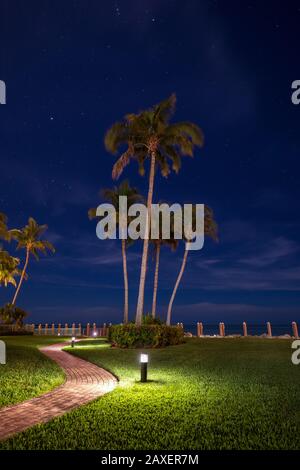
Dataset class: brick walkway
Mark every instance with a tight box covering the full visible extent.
[0,342,117,441]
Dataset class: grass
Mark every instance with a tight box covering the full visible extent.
[0,336,66,408]
[0,337,299,450]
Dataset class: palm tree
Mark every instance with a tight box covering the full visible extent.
[0,212,10,242]
[88,180,142,324]
[0,250,21,287]
[10,218,55,305]
[105,94,204,325]
[166,206,218,326]
[150,238,178,319]
[150,210,179,318]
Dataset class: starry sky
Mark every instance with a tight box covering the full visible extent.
[1,0,300,325]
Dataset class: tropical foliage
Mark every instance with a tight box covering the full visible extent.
[88,180,143,324]
[105,94,204,325]
[0,250,21,287]
[10,217,55,305]
[166,205,218,325]
[0,303,28,326]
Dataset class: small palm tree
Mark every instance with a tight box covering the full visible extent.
[0,212,10,242]
[105,94,204,325]
[10,218,55,305]
[0,250,21,287]
[166,206,218,325]
[88,180,143,324]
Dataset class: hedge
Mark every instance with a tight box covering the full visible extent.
[108,323,184,348]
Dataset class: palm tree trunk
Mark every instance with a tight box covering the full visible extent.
[151,243,161,318]
[12,248,29,306]
[135,149,156,325]
[166,244,189,326]
[121,239,129,324]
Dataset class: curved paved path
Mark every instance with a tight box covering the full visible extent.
[0,342,117,441]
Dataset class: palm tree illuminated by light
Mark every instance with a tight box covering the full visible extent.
[105,94,204,325]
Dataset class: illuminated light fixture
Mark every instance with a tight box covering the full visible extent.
[57,332,61,336]
[93,331,97,337]
[140,353,148,382]
[71,336,75,348]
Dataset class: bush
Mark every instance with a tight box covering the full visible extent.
[0,303,28,327]
[142,314,163,325]
[108,323,184,348]
[0,327,33,336]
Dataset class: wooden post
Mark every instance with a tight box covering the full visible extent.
[86,323,90,337]
[222,322,225,337]
[103,323,107,336]
[219,322,223,337]
[31,324,35,333]
[65,323,68,336]
[197,322,203,337]
[267,322,272,337]
[38,324,42,335]
[45,323,48,335]
[51,323,55,335]
[292,321,299,338]
[243,321,248,337]
[72,323,75,336]
[78,323,82,336]
[58,323,61,335]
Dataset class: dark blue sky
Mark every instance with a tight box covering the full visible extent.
[1,0,300,325]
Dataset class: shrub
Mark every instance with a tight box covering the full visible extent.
[0,327,32,336]
[142,314,163,325]
[108,323,184,348]
[0,303,28,327]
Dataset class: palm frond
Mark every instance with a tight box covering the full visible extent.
[153,94,177,125]
[112,149,132,180]
[88,207,97,220]
[164,122,204,146]
[104,121,128,154]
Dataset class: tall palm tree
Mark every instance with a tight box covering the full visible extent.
[0,250,21,287]
[88,180,142,324]
[150,210,179,318]
[10,218,55,305]
[150,237,178,319]
[105,94,204,325]
[166,206,218,326]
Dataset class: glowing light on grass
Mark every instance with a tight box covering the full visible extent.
[71,336,75,348]
[140,353,148,382]
[140,354,148,363]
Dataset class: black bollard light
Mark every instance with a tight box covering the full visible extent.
[140,353,148,382]
[71,336,75,348]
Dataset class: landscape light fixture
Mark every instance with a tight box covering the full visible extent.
[71,336,75,348]
[93,331,97,337]
[140,353,148,383]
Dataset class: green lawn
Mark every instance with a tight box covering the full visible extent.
[0,337,299,450]
[0,336,66,408]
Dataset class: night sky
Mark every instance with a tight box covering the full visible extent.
[1,0,300,325]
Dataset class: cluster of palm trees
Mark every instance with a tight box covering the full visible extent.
[0,214,54,322]
[89,94,218,326]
